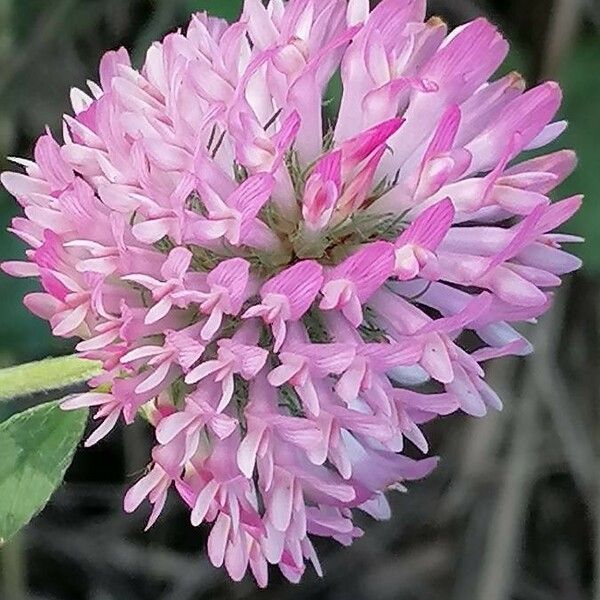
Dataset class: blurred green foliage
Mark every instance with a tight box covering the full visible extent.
[557,37,600,272]
[188,0,242,21]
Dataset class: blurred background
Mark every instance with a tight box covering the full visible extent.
[0,0,598,598]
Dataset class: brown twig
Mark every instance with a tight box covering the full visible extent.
[440,361,512,519]
[534,282,597,505]
[475,384,539,600]
[540,0,584,79]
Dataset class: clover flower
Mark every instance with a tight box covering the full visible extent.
[2,0,582,586]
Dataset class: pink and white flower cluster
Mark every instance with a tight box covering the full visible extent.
[2,0,582,586]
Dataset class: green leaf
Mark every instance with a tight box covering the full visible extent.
[188,0,243,21]
[0,401,87,543]
[0,356,102,401]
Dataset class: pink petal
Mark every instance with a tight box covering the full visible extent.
[24,293,62,320]
[207,258,250,310]
[156,412,197,445]
[363,343,422,371]
[347,0,370,25]
[313,149,342,188]
[341,293,364,327]
[225,535,250,582]
[238,346,269,379]
[185,359,222,384]
[122,274,162,290]
[1,261,39,278]
[135,361,173,394]
[210,414,238,440]
[268,362,302,387]
[422,105,462,164]
[84,409,120,447]
[162,247,193,280]
[121,345,164,363]
[421,335,453,383]
[132,218,174,244]
[191,479,220,527]
[341,118,403,168]
[335,363,365,403]
[145,297,173,325]
[52,303,88,337]
[417,293,492,335]
[61,393,112,410]
[302,344,356,375]
[145,489,168,531]
[201,308,224,341]
[447,366,487,417]
[328,241,395,302]
[1,171,50,197]
[216,375,235,412]
[269,471,295,532]
[237,424,266,478]
[399,198,455,251]
[262,260,324,320]
[124,466,164,513]
[229,172,274,220]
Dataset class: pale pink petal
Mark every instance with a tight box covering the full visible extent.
[162,247,193,280]
[84,409,121,447]
[237,424,266,478]
[145,489,168,531]
[185,359,222,384]
[135,361,173,394]
[132,218,174,244]
[327,241,395,302]
[121,345,164,363]
[124,466,164,514]
[201,308,224,340]
[208,512,231,568]
[52,304,88,337]
[191,479,220,527]
[61,392,112,410]
[145,297,174,325]
[268,362,303,387]
[156,412,197,445]
[269,470,295,532]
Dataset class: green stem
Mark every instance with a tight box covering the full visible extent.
[1,533,26,600]
[0,356,102,401]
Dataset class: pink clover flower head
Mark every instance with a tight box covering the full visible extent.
[2,0,582,586]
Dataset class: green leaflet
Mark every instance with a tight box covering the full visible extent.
[0,401,87,543]
[0,356,102,401]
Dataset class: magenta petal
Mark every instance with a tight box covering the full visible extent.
[262,260,324,320]
[399,198,455,251]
